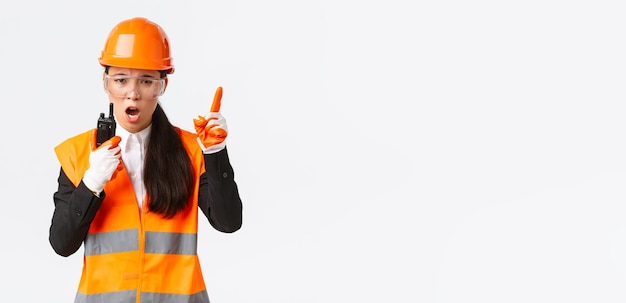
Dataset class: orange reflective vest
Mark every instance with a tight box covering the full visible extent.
[54,127,209,303]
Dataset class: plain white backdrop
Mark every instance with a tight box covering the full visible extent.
[2,0,626,302]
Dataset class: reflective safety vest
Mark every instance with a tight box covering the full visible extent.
[55,127,209,303]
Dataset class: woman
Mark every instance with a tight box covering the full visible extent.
[49,17,242,303]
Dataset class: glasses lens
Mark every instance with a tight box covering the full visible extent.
[104,75,164,98]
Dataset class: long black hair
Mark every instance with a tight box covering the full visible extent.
[144,103,195,218]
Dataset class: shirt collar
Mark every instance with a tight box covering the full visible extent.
[117,124,152,151]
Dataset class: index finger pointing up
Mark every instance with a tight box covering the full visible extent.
[210,86,223,112]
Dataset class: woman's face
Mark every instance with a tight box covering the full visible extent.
[104,67,166,133]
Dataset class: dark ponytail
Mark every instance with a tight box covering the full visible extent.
[144,103,195,218]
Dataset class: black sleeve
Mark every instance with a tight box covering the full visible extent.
[49,168,105,257]
[198,147,243,233]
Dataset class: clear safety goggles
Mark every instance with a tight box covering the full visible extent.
[103,75,165,99]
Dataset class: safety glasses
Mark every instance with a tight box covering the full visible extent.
[103,75,165,99]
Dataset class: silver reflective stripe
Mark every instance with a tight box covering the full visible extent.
[141,290,210,303]
[75,290,136,303]
[84,229,139,256]
[144,231,197,255]
[75,290,208,303]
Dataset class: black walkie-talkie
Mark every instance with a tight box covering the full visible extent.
[96,103,116,147]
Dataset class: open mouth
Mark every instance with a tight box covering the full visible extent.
[126,107,139,116]
[125,106,140,122]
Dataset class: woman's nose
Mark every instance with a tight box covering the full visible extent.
[126,88,141,100]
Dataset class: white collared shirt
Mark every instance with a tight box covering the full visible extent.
[117,125,151,211]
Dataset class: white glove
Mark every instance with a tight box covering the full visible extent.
[194,111,228,154]
[83,137,122,195]
[193,86,228,154]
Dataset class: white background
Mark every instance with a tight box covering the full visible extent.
[1,0,626,302]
